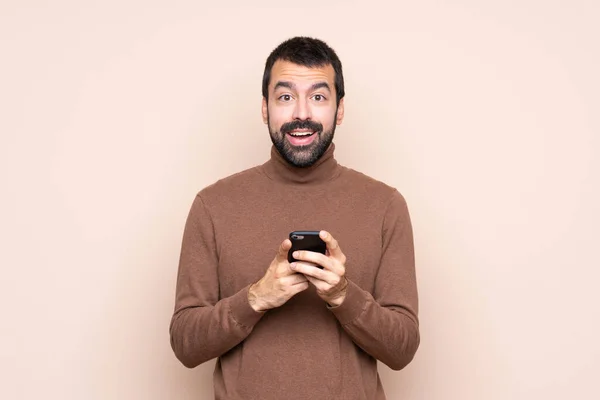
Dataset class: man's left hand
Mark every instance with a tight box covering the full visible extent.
[289,230,348,307]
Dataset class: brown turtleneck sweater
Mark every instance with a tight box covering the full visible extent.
[169,143,420,400]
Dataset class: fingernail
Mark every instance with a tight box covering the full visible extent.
[293,251,299,258]
[290,262,296,269]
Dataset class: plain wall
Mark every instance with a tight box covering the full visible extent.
[1,1,599,399]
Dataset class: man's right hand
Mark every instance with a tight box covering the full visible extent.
[248,239,309,312]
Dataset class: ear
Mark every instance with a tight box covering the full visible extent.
[262,97,268,124]
[335,97,345,125]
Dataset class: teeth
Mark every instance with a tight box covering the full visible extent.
[290,131,313,137]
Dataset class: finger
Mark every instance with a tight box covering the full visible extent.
[291,262,338,285]
[292,250,345,276]
[319,230,345,261]
[291,251,332,270]
[291,281,310,294]
[305,275,330,292]
[276,239,292,262]
[280,273,308,286]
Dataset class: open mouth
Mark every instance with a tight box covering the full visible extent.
[286,130,317,146]
[288,130,316,137]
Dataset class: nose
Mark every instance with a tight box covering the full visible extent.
[292,97,311,120]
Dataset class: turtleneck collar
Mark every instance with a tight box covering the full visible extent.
[260,142,342,185]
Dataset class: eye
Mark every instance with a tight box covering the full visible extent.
[278,94,292,101]
[312,94,326,102]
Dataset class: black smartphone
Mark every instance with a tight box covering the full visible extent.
[288,231,327,265]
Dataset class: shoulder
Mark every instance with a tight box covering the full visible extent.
[195,166,263,206]
[340,167,412,234]
[339,166,407,205]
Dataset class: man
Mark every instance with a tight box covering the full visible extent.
[170,36,420,400]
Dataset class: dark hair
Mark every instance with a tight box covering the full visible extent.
[262,37,345,105]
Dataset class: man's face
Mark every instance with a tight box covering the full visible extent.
[262,60,345,168]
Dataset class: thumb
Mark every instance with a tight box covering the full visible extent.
[276,239,292,262]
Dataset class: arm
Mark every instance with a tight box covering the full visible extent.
[328,190,420,370]
[169,194,264,368]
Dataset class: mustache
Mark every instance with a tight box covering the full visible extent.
[280,120,323,135]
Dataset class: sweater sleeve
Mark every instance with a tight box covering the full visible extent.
[329,190,420,371]
[169,194,265,368]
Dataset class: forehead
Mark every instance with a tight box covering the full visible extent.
[270,60,335,91]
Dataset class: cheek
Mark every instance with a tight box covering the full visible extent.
[314,106,337,128]
[268,104,293,127]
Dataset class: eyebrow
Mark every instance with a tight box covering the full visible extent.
[273,81,332,93]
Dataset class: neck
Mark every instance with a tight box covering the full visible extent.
[261,143,341,185]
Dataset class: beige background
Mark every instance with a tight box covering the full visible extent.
[1,0,599,399]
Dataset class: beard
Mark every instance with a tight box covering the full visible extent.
[267,109,337,168]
